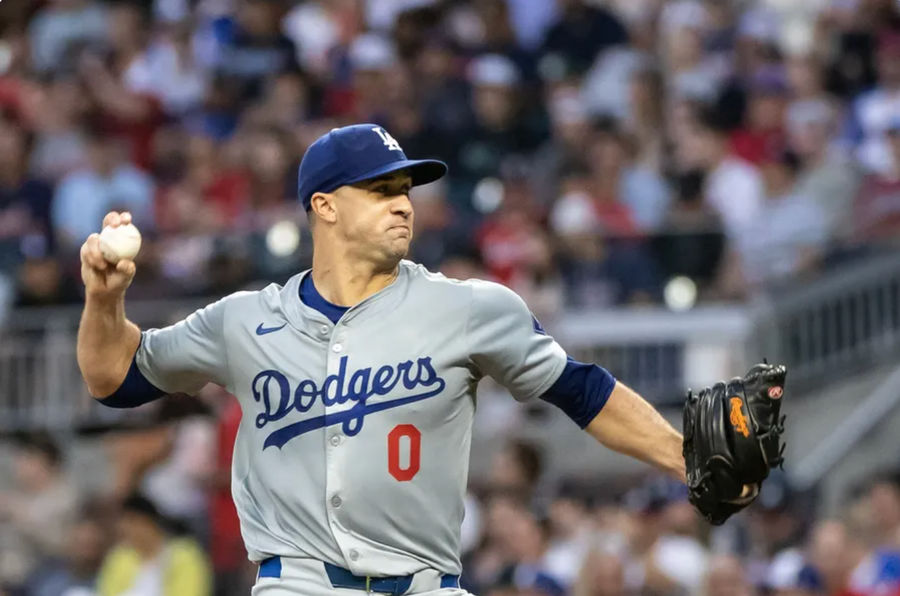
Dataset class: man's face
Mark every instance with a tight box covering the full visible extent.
[329,171,415,266]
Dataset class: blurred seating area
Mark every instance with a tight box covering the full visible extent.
[1,405,900,596]
[1,0,900,319]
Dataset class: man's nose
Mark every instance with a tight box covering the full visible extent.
[391,195,413,216]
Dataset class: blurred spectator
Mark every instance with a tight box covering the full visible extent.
[573,546,629,596]
[23,504,112,596]
[587,121,670,233]
[75,2,166,170]
[338,32,402,121]
[677,109,764,243]
[51,131,155,250]
[245,70,310,131]
[140,412,216,540]
[539,0,628,76]
[28,0,108,74]
[727,149,828,292]
[550,167,661,307]
[623,476,709,596]
[96,493,212,596]
[449,53,541,219]
[653,169,726,294]
[0,118,53,274]
[861,472,900,549]
[543,482,595,587]
[730,67,789,165]
[27,73,92,181]
[788,98,861,242]
[704,554,756,596]
[104,423,175,503]
[282,0,359,77]
[0,433,82,589]
[852,118,900,245]
[744,473,808,592]
[488,439,544,499]
[625,66,666,171]
[660,1,729,107]
[14,246,82,307]
[412,35,471,139]
[847,31,900,175]
[155,132,249,235]
[207,393,253,596]
[408,179,460,271]
[475,174,558,311]
[212,0,299,102]
[126,18,209,118]
[504,507,567,596]
[530,87,591,208]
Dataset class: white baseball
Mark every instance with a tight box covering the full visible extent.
[98,223,142,263]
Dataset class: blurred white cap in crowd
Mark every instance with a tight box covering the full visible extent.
[786,99,834,132]
[549,90,588,126]
[672,71,720,103]
[660,0,708,35]
[767,548,805,589]
[739,7,781,45]
[366,0,439,32]
[349,33,398,72]
[550,192,598,236]
[467,54,521,88]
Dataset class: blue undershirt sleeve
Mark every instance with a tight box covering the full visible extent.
[97,348,166,409]
[540,356,616,428]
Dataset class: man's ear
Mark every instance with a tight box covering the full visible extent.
[310,192,337,224]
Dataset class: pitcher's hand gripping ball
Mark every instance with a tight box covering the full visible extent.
[98,223,142,263]
[683,362,787,525]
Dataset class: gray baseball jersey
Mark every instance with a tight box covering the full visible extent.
[135,260,567,576]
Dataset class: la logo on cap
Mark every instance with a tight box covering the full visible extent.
[372,127,403,152]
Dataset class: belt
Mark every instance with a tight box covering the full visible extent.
[258,556,460,595]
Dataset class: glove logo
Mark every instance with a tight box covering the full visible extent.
[729,397,750,438]
[768,386,783,399]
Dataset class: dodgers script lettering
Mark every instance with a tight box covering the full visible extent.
[252,355,446,449]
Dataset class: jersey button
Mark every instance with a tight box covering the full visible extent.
[320,325,329,335]
[331,495,342,508]
[349,550,359,561]
[330,435,341,446]
[332,343,343,353]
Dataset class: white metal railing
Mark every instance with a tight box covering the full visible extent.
[754,251,900,390]
[552,305,754,404]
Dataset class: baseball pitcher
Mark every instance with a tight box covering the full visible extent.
[77,124,786,595]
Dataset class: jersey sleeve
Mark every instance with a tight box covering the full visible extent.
[467,280,567,401]
[135,295,232,395]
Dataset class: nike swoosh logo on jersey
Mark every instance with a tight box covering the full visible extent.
[256,323,287,335]
[251,355,447,450]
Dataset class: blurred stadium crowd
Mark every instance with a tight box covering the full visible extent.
[2,403,900,596]
[1,0,900,318]
[2,0,900,595]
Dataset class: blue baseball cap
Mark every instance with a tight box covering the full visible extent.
[297,124,448,211]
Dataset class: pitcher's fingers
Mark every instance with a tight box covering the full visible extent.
[102,211,122,228]
[120,211,132,225]
[115,259,136,276]
[84,234,108,270]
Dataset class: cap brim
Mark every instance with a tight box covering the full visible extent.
[342,158,448,189]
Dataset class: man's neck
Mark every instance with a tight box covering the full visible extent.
[136,532,166,560]
[310,254,400,307]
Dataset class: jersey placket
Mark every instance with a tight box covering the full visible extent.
[322,318,359,568]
